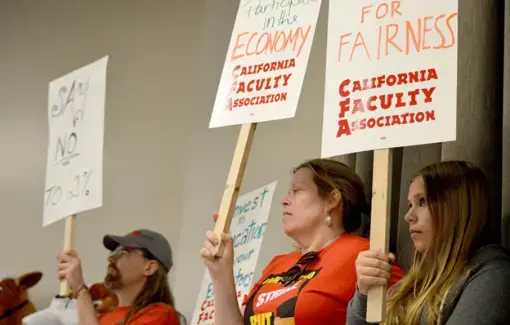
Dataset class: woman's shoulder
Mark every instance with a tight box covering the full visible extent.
[469,244,510,274]
[439,245,510,323]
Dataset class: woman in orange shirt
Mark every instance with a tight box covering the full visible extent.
[200,158,404,325]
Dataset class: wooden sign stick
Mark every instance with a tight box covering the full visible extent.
[213,123,257,256]
[366,149,393,323]
[59,214,76,296]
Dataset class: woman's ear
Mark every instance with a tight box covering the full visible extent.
[328,189,342,209]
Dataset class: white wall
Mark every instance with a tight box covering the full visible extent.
[0,0,330,320]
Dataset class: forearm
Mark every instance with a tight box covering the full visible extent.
[211,270,244,325]
[76,290,100,325]
[347,289,379,325]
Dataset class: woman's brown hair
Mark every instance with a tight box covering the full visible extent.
[385,160,491,324]
[294,158,370,234]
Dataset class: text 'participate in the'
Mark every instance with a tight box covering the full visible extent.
[43,56,109,226]
[190,182,278,325]
[322,0,458,157]
[209,0,322,128]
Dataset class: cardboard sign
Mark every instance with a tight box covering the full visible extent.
[209,0,321,128]
[322,0,458,157]
[43,56,108,226]
[191,181,278,324]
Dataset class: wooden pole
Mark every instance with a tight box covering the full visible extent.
[213,123,257,256]
[59,214,76,296]
[366,149,393,322]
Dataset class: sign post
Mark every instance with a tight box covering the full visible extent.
[44,56,109,295]
[323,0,459,321]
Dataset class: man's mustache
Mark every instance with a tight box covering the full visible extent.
[108,263,119,273]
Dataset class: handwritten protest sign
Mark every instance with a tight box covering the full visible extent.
[209,0,321,128]
[191,181,277,325]
[322,0,458,157]
[43,56,109,226]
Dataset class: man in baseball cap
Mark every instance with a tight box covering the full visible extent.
[103,229,173,273]
[57,228,184,325]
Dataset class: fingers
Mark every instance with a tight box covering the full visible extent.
[219,233,232,244]
[355,251,394,295]
[204,238,216,250]
[205,230,219,246]
[201,230,232,259]
[359,249,390,262]
[357,256,392,273]
[357,265,391,281]
[63,249,77,257]
[356,250,394,282]
[200,247,214,259]
[212,212,218,222]
[388,252,396,263]
[57,263,71,281]
[201,231,218,259]
[57,270,67,280]
[56,250,79,263]
[357,274,389,287]
[57,262,72,271]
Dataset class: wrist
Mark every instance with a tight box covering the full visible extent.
[211,269,235,287]
[74,283,89,299]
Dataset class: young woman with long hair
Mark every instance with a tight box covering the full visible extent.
[347,160,510,324]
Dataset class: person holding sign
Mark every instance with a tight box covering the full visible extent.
[347,160,510,325]
[57,229,184,325]
[200,158,405,325]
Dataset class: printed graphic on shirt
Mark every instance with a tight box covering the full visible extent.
[244,268,322,325]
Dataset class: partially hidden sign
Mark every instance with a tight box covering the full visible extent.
[209,0,321,128]
[191,181,278,324]
[322,0,458,157]
[43,56,109,226]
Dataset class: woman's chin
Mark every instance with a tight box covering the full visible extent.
[282,224,297,237]
[412,240,427,253]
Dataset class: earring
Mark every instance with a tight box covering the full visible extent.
[325,216,332,227]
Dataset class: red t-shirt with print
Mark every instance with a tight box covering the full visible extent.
[242,234,405,325]
[98,302,179,325]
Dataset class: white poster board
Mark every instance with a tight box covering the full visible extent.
[43,56,109,226]
[191,181,277,324]
[322,0,458,157]
[209,0,322,128]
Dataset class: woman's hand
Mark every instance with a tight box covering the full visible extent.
[57,249,86,292]
[355,250,395,295]
[200,213,235,279]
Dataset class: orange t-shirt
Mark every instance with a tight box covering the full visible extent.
[242,234,405,325]
[98,302,179,325]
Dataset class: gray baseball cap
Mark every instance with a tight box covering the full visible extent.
[103,229,173,272]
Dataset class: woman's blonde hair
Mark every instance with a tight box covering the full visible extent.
[385,160,491,324]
